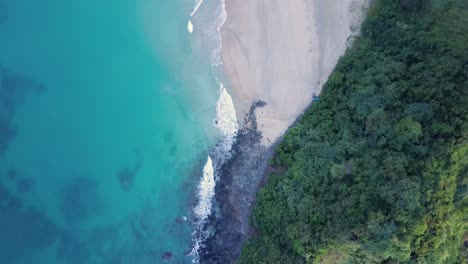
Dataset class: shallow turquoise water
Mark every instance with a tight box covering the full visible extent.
[0,0,219,263]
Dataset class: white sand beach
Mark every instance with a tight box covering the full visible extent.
[221,0,368,145]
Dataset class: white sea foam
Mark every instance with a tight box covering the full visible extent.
[190,84,238,264]
[187,20,194,33]
[190,156,215,263]
[215,82,238,150]
[190,0,204,17]
[194,156,215,220]
[190,0,235,263]
[210,0,227,66]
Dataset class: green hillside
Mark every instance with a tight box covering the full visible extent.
[239,0,467,263]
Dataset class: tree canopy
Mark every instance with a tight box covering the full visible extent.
[239,0,467,263]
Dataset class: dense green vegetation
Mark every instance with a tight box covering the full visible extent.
[239,0,467,263]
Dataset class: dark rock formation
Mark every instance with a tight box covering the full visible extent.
[162,251,174,261]
[200,101,276,263]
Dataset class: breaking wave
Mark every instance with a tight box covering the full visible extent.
[193,156,215,221]
[189,0,204,17]
[188,0,236,263]
[190,84,238,263]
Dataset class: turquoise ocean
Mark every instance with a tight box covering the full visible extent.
[0,0,232,263]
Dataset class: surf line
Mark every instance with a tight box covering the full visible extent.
[187,0,204,33]
[189,0,236,262]
[190,83,238,263]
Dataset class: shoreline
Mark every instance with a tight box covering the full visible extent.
[221,0,318,146]
[200,101,276,263]
[198,0,369,262]
[221,0,369,146]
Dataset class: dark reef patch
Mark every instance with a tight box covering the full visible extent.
[15,177,34,193]
[2,74,36,94]
[0,183,10,203]
[117,168,136,192]
[116,156,142,192]
[57,233,90,264]
[60,176,104,222]
[0,121,16,158]
[5,194,21,210]
[131,203,160,242]
[0,67,47,157]
[7,168,17,180]
[0,183,59,262]
[2,169,34,193]
[21,207,60,248]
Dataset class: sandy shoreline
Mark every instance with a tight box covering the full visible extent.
[222,0,368,145]
[198,0,369,263]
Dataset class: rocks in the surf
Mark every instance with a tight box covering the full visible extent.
[60,177,103,222]
[240,100,266,138]
[200,101,275,264]
[176,215,188,224]
[161,251,174,261]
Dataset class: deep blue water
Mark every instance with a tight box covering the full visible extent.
[0,0,220,263]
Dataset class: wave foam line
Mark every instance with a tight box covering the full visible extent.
[188,0,204,33]
[194,156,215,220]
[187,20,194,33]
[190,156,214,264]
[214,82,238,155]
[209,0,227,65]
[190,84,238,263]
[190,0,204,17]
[190,1,236,263]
